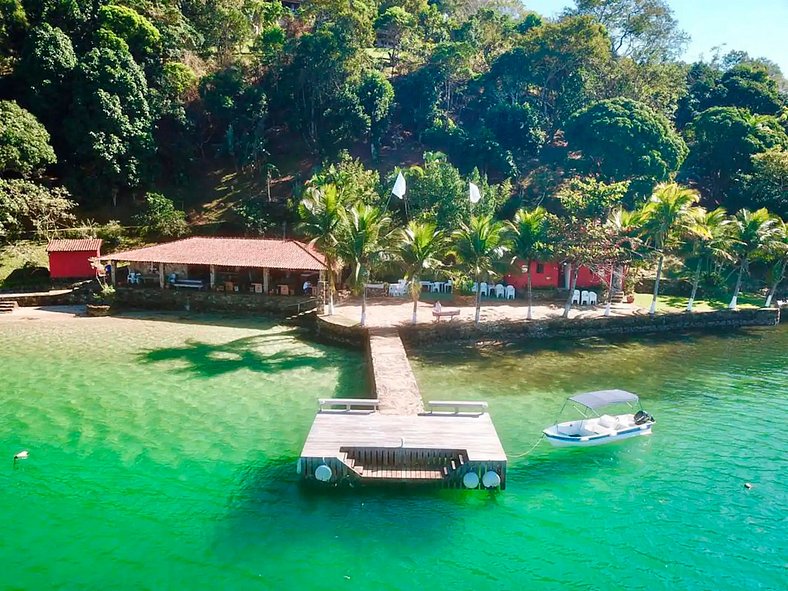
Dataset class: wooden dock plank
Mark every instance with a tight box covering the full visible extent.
[301,412,507,462]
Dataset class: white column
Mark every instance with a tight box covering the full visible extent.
[159,264,165,288]
[110,261,117,287]
[263,268,269,294]
[564,264,571,290]
[209,265,216,289]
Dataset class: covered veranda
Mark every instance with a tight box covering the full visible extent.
[101,237,327,297]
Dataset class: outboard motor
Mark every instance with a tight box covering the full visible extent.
[634,410,654,425]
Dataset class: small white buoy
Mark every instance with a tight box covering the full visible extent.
[744,482,753,490]
[13,450,29,461]
[482,470,501,489]
[315,464,332,482]
[462,472,480,489]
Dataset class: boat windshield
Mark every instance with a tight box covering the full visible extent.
[568,389,640,410]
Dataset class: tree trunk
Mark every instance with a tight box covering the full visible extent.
[764,259,786,307]
[526,263,533,321]
[411,280,419,324]
[361,285,367,326]
[327,261,335,316]
[604,264,614,317]
[729,260,745,310]
[475,273,482,325]
[563,266,579,318]
[687,257,703,312]
[649,254,664,315]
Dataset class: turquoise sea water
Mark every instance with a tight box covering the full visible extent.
[0,313,785,590]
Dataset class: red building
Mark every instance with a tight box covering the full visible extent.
[47,239,103,279]
[504,261,613,291]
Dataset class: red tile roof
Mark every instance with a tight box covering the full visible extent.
[102,237,326,271]
[47,239,103,252]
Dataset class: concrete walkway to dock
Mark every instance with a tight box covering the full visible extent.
[368,327,424,415]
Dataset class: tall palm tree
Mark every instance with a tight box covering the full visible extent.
[682,207,731,312]
[452,215,507,325]
[335,203,392,327]
[397,221,446,324]
[763,217,787,308]
[506,207,552,320]
[298,184,342,315]
[640,183,699,315]
[727,208,779,309]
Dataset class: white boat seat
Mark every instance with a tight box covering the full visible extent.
[598,414,617,429]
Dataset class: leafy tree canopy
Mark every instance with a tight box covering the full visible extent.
[0,100,56,177]
[565,97,687,183]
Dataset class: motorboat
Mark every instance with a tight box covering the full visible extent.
[543,389,655,447]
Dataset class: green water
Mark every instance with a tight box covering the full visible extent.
[1,314,785,590]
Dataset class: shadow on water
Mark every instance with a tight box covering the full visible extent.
[213,457,501,556]
[136,332,338,378]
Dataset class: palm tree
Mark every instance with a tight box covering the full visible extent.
[452,215,507,325]
[682,207,731,312]
[397,221,446,324]
[506,207,552,321]
[606,207,646,316]
[298,184,342,315]
[335,203,392,327]
[763,218,787,308]
[727,208,779,309]
[640,183,699,315]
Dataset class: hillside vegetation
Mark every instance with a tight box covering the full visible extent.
[0,0,786,243]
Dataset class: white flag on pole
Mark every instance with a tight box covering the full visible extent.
[469,182,482,204]
[392,172,406,199]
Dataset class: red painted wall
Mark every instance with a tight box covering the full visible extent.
[49,250,99,279]
[505,261,561,290]
[504,260,619,291]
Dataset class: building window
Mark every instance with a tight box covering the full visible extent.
[536,263,544,274]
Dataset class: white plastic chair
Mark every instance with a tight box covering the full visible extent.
[581,290,590,305]
[495,284,505,298]
[128,272,137,284]
[472,282,478,293]
[479,282,489,297]
[445,280,453,293]
[571,289,580,304]
[431,282,441,293]
[505,285,515,300]
[589,291,597,305]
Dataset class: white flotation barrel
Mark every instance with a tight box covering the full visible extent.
[482,470,501,489]
[315,464,332,482]
[296,459,303,475]
[462,472,480,489]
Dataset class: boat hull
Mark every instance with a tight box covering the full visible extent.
[543,423,654,447]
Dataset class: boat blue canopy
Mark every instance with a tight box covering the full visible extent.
[569,389,639,409]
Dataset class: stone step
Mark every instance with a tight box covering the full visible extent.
[0,300,18,313]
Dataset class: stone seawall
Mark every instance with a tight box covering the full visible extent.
[398,308,781,347]
[115,288,315,316]
[0,289,89,306]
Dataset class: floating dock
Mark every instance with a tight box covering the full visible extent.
[299,399,507,489]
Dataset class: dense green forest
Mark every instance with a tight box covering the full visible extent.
[0,0,786,244]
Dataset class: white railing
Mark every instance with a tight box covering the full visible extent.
[319,398,380,411]
[426,400,488,414]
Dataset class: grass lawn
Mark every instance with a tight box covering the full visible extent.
[0,241,48,286]
[632,291,764,312]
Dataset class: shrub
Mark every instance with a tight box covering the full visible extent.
[134,192,189,238]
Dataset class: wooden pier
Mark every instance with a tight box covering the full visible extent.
[300,322,507,489]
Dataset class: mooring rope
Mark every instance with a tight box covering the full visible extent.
[509,434,545,459]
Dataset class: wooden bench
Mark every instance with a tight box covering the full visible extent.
[318,398,380,412]
[432,309,460,321]
[426,400,488,414]
[172,279,204,290]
